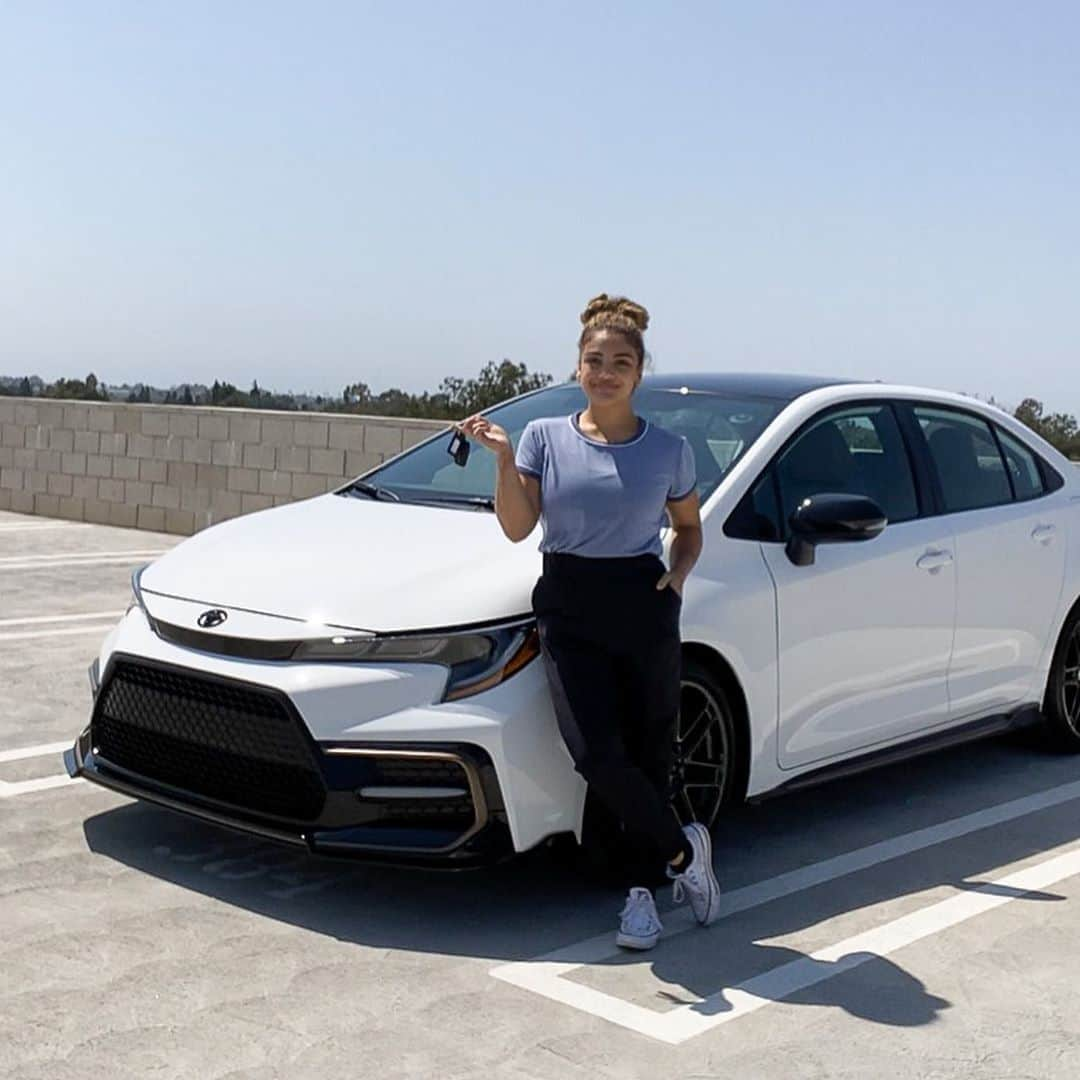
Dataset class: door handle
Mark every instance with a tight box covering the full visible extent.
[916,550,954,572]
[1032,524,1057,544]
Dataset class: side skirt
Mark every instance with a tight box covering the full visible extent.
[752,704,1044,802]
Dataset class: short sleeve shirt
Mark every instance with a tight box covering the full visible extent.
[514,412,696,558]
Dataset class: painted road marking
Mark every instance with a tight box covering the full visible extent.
[0,624,118,642]
[0,550,167,566]
[0,741,77,799]
[0,611,126,627]
[0,741,72,764]
[0,774,76,798]
[0,556,168,572]
[498,842,1080,1044]
[492,778,1080,1042]
[0,522,89,532]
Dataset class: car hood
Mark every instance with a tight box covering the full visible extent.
[139,493,543,632]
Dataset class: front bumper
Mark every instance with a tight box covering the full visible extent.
[66,651,516,866]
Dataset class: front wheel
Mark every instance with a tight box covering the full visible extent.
[577,655,743,875]
[670,655,743,830]
[1044,604,1080,751]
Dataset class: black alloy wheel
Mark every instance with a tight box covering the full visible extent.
[670,656,741,830]
[1045,604,1080,751]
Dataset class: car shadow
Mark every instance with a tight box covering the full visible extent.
[82,727,1080,1028]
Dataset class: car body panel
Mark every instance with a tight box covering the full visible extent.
[763,515,955,769]
[945,493,1068,717]
[139,494,543,632]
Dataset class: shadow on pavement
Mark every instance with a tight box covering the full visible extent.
[81,728,1080,1027]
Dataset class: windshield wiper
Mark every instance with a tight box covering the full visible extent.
[412,494,496,510]
[339,480,401,502]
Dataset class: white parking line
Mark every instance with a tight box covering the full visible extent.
[491,778,1080,1042]
[0,611,126,627]
[0,775,77,798]
[0,624,118,642]
[0,740,72,763]
[0,549,167,565]
[0,522,89,532]
[0,741,77,799]
[0,554,168,572]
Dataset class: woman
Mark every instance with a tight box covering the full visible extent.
[457,293,720,950]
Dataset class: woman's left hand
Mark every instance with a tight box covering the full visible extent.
[655,571,684,597]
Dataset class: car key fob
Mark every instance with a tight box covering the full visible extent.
[447,430,470,467]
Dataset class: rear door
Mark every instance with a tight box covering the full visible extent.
[905,404,1067,716]
[755,401,956,769]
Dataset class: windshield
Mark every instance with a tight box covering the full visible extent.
[349,382,783,506]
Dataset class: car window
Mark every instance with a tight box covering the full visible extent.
[772,404,918,531]
[994,426,1044,501]
[359,383,782,505]
[914,407,1012,512]
[725,469,782,541]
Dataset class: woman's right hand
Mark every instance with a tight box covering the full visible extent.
[456,415,512,459]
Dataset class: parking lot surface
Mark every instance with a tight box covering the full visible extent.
[4,505,1080,1078]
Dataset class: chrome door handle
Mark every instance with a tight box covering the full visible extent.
[1032,524,1057,544]
[916,550,954,571]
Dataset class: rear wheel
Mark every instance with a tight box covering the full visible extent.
[1044,604,1080,751]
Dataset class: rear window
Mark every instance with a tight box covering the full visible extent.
[915,407,1012,513]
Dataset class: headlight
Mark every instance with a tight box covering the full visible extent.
[291,621,541,701]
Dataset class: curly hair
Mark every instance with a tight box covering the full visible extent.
[577,293,649,367]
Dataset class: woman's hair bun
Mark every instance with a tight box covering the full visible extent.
[580,293,649,333]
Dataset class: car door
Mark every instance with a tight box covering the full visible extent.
[755,402,956,769]
[906,404,1067,716]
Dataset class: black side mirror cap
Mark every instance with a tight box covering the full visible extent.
[785,493,887,566]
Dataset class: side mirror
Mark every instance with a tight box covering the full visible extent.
[785,493,887,567]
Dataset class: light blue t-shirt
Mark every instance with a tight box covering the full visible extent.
[514,412,697,558]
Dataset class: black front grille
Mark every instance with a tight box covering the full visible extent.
[92,659,326,821]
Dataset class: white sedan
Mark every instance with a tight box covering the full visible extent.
[66,374,1080,865]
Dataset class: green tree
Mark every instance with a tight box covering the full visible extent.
[438,359,553,417]
[1015,398,1079,457]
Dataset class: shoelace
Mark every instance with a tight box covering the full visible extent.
[621,890,659,934]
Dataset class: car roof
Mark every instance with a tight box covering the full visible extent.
[638,371,862,401]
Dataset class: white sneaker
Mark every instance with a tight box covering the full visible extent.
[669,822,722,926]
[616,887,663,950]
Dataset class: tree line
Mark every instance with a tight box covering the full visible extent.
[0,360,553,420]
[1,367,1077,457]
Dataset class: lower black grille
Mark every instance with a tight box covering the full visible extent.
[361,754,475,830]
[92,659,326,821]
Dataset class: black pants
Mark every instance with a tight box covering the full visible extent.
[533,552,686,888]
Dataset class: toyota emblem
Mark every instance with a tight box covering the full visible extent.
[197,609,228,629]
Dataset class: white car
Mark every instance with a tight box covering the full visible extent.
[66,374,1080,865]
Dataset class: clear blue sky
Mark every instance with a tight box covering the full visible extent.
[2,1,1077,413]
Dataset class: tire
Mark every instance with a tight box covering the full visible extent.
[575,653,744,880]
[671,655,744,829]
[1044,602,1080,751]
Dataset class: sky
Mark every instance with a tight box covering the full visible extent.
[1,1,1077,414]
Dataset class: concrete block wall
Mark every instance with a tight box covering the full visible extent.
[0,399,447,535]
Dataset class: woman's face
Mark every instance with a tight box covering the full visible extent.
[576,329,642,408]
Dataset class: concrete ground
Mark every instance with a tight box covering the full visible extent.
[3,505,1080,1078]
